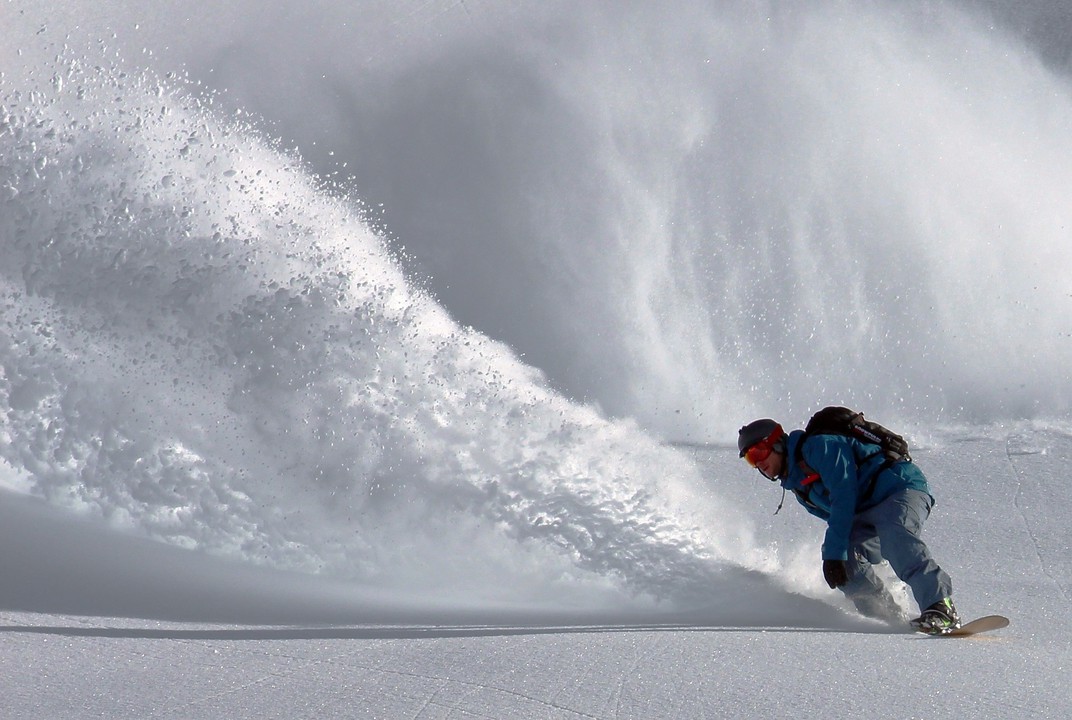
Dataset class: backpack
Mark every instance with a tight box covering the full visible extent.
[794,406,911,469]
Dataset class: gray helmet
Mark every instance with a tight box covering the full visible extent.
[738,419,784,457]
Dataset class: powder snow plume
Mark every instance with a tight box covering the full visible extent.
[0,52,761,610]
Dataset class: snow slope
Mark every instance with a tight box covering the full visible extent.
[2,430,1070,718]
[2,1,1071,718]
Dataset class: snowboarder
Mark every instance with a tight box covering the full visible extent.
[737,417,959,633]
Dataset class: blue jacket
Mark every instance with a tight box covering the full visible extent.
[782,429,932,561]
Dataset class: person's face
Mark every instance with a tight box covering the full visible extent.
[754,447,784,480]
[744,439,785,480]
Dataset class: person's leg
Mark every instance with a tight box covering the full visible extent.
[841,524,906,623]
[869,488,953,611]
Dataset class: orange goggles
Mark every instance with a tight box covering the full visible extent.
[743,440,775,468]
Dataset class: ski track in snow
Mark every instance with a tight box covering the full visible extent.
[1005,431,1072,604]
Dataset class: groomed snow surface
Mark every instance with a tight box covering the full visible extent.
[2,429,1069,718]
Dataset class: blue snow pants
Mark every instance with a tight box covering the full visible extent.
[842,488,954,612]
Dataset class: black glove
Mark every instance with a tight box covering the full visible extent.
[823,559,849,589]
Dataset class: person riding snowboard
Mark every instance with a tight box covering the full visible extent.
[738,416,959,633]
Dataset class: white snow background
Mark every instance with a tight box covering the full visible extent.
[2,1,1071,718]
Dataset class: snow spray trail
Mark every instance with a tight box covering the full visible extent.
[0,54,765,612]
[185,0,1072,437]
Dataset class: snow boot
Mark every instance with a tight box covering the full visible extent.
[911,598,961,635]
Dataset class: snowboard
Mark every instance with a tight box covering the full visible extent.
[916,614,1009,637]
